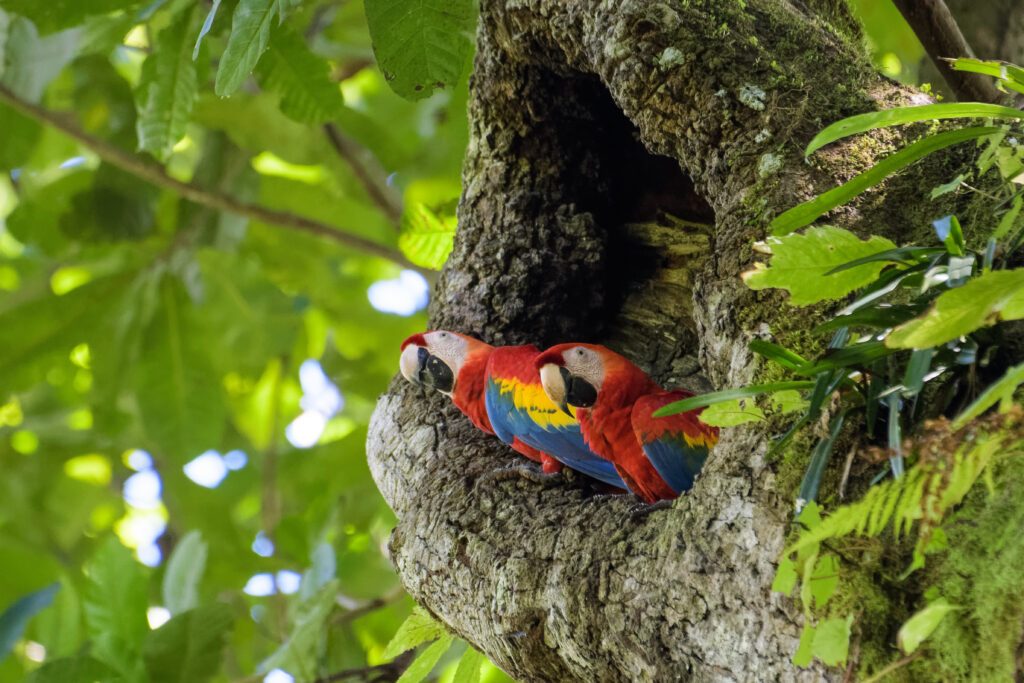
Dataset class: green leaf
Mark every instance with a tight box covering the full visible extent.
[257,25,344,124]
[136,8,201,161]
[805,104,1024,156]
[143,605,232,683]
[214,0,279,97]
[770,390,809,415]
[193,0,221,60]
[451,647,484,683]
[823,246,944,276]
[398,202,457,270]
[83,537,149,667]
[162,531,207,616]
[27,656,118,683]
[0,17,79,101]
[952,363,1024,430]
[897,599,960,655]
[749,339,809,371]
[134,277,227,461]
[949,58,1024,96]
[994,194,1023,242]
[383,606,447,660]
[886,269,1024,348]
[771,556,798,596]
[792,623,815,667]
[258,579,339,678]
[364,0,475,101]
[811,615,852,666]
[930,174,965,199]
[653,382,817,417]
[771,127,1002,235]
[809,555,839,610]
[0,0,144,34]
[0,583,59,661]
[697,398,765,426]
[397,635,454,683]
[743,227,898,305]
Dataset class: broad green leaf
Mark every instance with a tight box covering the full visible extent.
[136,8,201,161]
[930,174,965,199]
[143,604,233,683]
[27,656,117,683]
[806,104,1024,156]
[398,202,457,270]
[897,599,960,654]
[0,17,79,101]
[994,194,1023,242]
[770,390,809,415]
[811,615,852,666]
[771,556,798,596]
[0,0,143,33]
[134,277,227,462]
[742,227,897,305]
[697,398,764,427]
[364,0,475,101]
[162,531,207,616]
[952,363,1024,430]
[215,0,279,97]
[949,58,1024,96]
[383,606,447,660]
[83,537,148,661]
[0,583,59,660]
[653,382,817,417]
[452,647,484,683]
[771,127,1002,235]
[33,576,81,660]
[257,25,344,124]
[886,269,1024,348]
[809,555,839,609]
[258,579,339,677]
[397,635,454,683]
[791,623,815,667]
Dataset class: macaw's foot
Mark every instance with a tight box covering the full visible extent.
[629,498,675,521]
[584,491,632,505]
[476,463,563,489]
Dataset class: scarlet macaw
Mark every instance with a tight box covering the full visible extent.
[399,331,626,489]
[535,343,718,503]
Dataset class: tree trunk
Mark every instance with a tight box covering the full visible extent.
[367,1,982,680]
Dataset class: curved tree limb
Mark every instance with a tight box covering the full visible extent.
[0,84,425,274]
[891,0,1007,104]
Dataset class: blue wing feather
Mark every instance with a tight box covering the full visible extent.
[485,377,625,488]
[640,436,708,495]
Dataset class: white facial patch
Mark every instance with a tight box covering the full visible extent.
[563,346,605,391]
[423,331,469,390]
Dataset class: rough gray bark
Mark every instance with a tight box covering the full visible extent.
[367,1,978,680]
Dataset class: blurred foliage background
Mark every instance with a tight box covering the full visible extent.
[0,0,935,681]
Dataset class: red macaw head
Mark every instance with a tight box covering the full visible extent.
[399,330,492,397]
[535,343,652,415]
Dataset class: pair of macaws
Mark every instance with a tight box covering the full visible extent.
[398,331,718,503]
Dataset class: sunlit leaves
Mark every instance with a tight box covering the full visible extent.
[136,8,203,161]
[398,202,456,270]
[134,277,227,462]
[0,0,143,34]
[83,537,149,677]
[258,24,344,124]
[162,531,208,616]
[215,0,280,97]
[743,227,897,305]
[0,16,79,101]
[364,0,475,101]
[886,269,1024,348]
[143,604,233,683]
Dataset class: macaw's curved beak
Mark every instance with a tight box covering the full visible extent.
[564,370,597,410]
[399,344,454,394]
[539,363,574,416]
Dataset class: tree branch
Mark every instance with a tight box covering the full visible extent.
[0,84,426,274]
[324,123,404,227]
[312,652,414,683]
[892,0,1007,104]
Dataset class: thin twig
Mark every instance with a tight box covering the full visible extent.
[312,652,415,683]
[0,84,425,274]
[324,123,404,227]
[859,652,922,683]
[333,586,406,625]
[891,0,1006,104]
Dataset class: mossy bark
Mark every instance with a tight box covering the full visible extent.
[366,1,992,680]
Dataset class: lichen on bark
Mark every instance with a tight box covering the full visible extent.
[366,0,1003,680]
